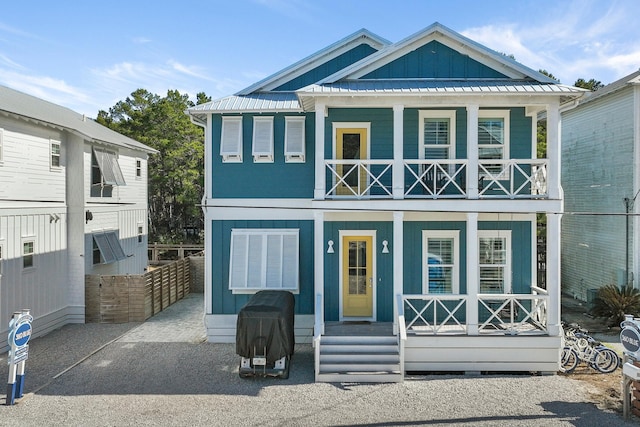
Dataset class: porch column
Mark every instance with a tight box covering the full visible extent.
[314,102,326,200]
[546,100,561,200]
[393,211,404,334]
[466,104,479,199]
[466,212,479,335]
[393,104,405,199]
[546,213,562,336]
[314,210,325,335]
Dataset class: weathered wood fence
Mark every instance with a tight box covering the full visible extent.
[148,243,204,263]
[86,257,191,323]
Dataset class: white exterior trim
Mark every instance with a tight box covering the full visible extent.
[338,229,377,321]
[478,229,512,293]
[422,229,460,294]
[418,110,457,160]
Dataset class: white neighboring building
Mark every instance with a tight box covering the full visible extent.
[0,85,156,352]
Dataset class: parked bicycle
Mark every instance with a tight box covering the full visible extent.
[560,322,620,374]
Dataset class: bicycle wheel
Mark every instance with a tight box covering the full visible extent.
[560,347,579,373]
[592,348,619,374]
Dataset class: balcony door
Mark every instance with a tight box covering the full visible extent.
[335,125,368,196]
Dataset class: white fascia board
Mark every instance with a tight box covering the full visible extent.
[236,29,390,96]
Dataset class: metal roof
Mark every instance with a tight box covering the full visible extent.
[187,92,303,116]
[0,85,156,153]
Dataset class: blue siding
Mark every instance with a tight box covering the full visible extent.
[210,113,315,198]
[403,108,467,159]
[210,220,314,315]
[323,221,394,322]
[509,107,532,158]
[325,108,394,159]
[274,44,378,91]
[362,41,508,79]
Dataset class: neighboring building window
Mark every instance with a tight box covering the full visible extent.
[23,240,34,269]
[0,243,3,276]
[135,159,142,178]
[478,231,511,293]
[252,116,274,162]
[422,230,459,293]
[478,110,510,177]
[92,147,126,197]
[92,231,127,264]
[137,224,144,244]
[228,229,299,293]
[50,140,61,169]
[220,117,243,162]
[0,128,4,164]
[419,110,456,160]
[284,117,306,163]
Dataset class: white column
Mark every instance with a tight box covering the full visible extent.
[466,104,479,199]
[314,211,325,332]
[314,103,326,200]
[393,211,404,333]
[546,100,561,200]
[466,212,479,335]
[393,105,405,199]
[546,213,562,336]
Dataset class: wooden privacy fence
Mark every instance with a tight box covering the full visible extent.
[86,257,191,323]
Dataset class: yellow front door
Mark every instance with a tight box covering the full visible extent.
[336,128,367,195]
[342,235,373,318]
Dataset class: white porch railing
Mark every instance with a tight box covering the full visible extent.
[404,160,468,198]
[402,290,549,336]
[324,160,393,199]
[478,159,548,199]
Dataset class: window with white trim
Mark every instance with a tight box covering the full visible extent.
[0,128,5,164]
[23,239,35,269]
[50,140,61,169]
[229,229,299,293]
[478,230,511,293]
[284,116,306,162]
[135,159,142,179]
[220,117,243,162]
[92,231,127,265]
[478,110,510,177]
[252,116,274,162]
[422,230,459,293]
[137,223,144,245]
[419,110,456,160]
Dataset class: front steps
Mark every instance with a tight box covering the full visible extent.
[316,335,403,383]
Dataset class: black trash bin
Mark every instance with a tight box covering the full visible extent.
[236,290,295,378]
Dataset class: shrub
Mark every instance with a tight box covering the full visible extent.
[591,284,640,327]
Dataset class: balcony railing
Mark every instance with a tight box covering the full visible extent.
[478,159,548,199]
[324,160,393,199]
[404,160,468,198]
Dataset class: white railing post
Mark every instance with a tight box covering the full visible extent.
[466,212,479,335]
[546,100,561,200]
[314,103,326,200]
[393,104,404,199]
[467,104,479,199]
[393,211,404,333]
[546,213,562,336]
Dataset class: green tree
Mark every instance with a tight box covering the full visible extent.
[574,78,604,91]
[97,89,210,243]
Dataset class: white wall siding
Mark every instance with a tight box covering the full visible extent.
[562,88,635,298]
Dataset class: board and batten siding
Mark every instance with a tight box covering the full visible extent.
[561,87,635,299]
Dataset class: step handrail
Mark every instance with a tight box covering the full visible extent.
[396,293,407,380]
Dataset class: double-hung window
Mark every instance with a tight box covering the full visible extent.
[419,110,456,160]
[50,140,61,169]
[423,230,459,293]
[478,110,510,178]
[284,116,306,162]
[23,240,34,269]
[252,117,274,162]
[229,229,299,293]
[220,117,243,162]
[135,159,142,179]
[478,231,511,293]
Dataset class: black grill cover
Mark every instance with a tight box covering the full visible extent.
[236,290,295,363]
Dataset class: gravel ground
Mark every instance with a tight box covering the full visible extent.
[0,295,636,426]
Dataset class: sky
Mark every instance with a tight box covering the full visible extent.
[1,0,639,117]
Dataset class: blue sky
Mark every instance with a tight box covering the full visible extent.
[1,0,639,116]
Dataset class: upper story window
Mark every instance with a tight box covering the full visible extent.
[23,239,35,269]
[423,230,459,294]
[91,147,126,197]
[135,159,142,179]
[419,110,456,160]
[0,128,4,164]
[284,116,306,163]
[137,223,144,244]
[50,140,61,169]
[92,231,127,265]
[228,228,299,293]
[478,230,511,293]
[252,117,274,163]
[220,117,243,163]
[478,110,510,162]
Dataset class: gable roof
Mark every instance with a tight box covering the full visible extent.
[318,22,556,85]
[235,28,390,95]
[569,69,640,107]
[0,85,156,153]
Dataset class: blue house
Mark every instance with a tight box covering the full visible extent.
[187,23,585,381]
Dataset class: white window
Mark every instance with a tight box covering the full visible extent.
[478,230,511,293]
[422,230,459,293]
[135,159,142,179]
[50,140,61,169]
[0,128,4,164]
[284,116,306,163]
[23,239,35,269]
[252,116,274,162]
[137,223,144,245]
[419,110,456,160]
[478,110,510,177]
[93,231,127,265]
[229,229,299,293]
[220,117,243,162]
